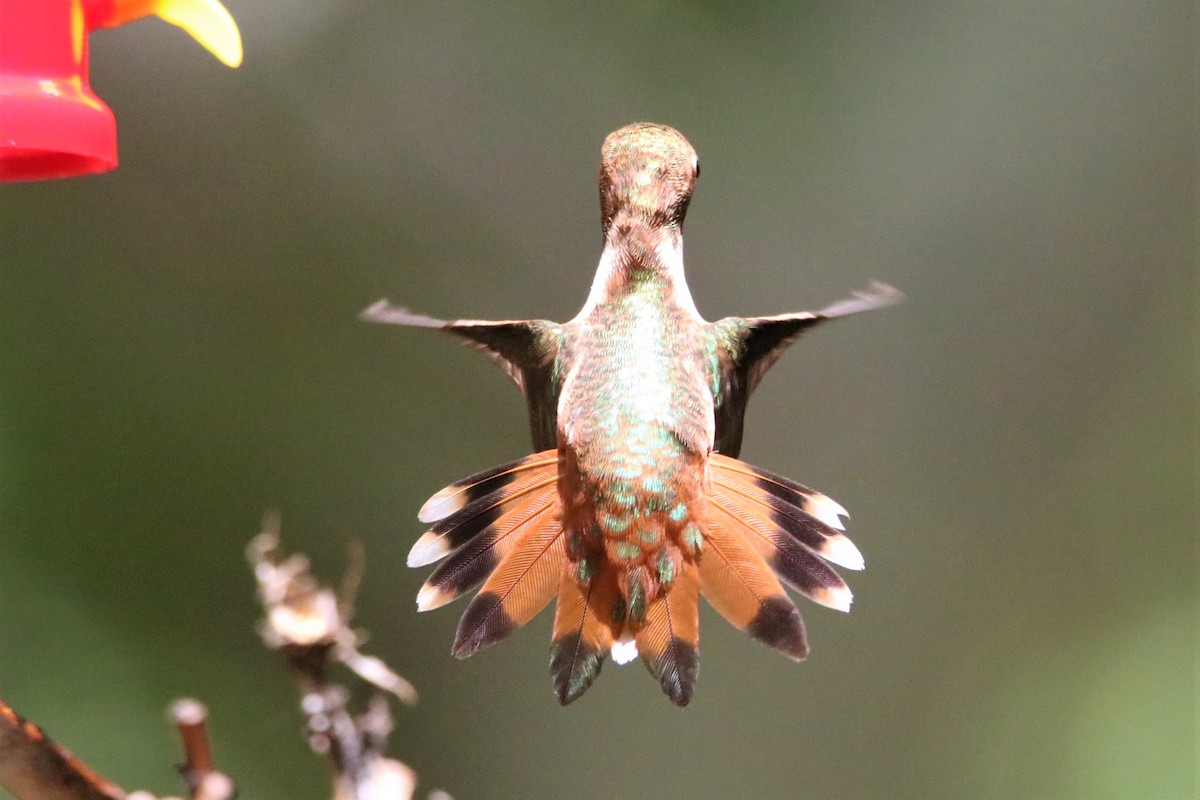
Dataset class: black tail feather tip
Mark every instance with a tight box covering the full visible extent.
[747,596,809,660]
[645,642,699,707]
[550,633,605,705]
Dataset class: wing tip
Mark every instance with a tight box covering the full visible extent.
[360,299,447,328]
[818,281,905,319]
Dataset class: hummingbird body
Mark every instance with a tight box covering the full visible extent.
[364,123,901,705]
[556,256,711,680]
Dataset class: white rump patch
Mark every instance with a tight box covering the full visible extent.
[611,636,639,665]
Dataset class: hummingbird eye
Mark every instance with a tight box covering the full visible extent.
[693,156,701,178]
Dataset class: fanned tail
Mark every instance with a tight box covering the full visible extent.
[698,453,864,659]
[412,451,559,611]
[697,515,809,660]
[708,457,856,612]
[710,454,862,569]
[549,572,621,705]
[709,492,853,612]
[453,514,566,657]
[409,454,560,568]
[418,453,560,523]
[410,449,862,705]
[635,561,700,706]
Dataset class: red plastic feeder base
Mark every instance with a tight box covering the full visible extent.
[0,76,117,181]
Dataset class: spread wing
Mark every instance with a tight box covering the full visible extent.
[707,282,903,457]
[362,300,563,450]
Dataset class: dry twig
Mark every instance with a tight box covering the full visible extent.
[0,698,122,800]
[0,696,233,800]
[249,516,436,800]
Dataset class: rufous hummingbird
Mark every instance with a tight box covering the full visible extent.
[363,122,901,706]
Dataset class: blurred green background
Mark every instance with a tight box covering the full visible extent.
[0,2,1195,798]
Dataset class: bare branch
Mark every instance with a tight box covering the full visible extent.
[338,539,367,623]
[168,700,234,800]
[0,696,234,800]
[249,519,438,800]
[0,698,123,800]
[249,520,417,704]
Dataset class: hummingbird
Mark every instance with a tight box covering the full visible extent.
[363,122,901,706]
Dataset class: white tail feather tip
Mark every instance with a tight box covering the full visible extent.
[407,534,451,568]
[814,585,854,613]
[415,584,441,612]
[418,490,465,523]
[805,494,849,531]
[823,534,865,571]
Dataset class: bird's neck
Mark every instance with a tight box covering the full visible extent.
[574,210,700,321]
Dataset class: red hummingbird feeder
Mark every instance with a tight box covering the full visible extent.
[0,0,241,182]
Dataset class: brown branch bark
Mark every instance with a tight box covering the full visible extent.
[0,698,123,800]
[0,696,233,800]
[0,517,437,800]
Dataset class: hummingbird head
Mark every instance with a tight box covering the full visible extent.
[599,123,700,235]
